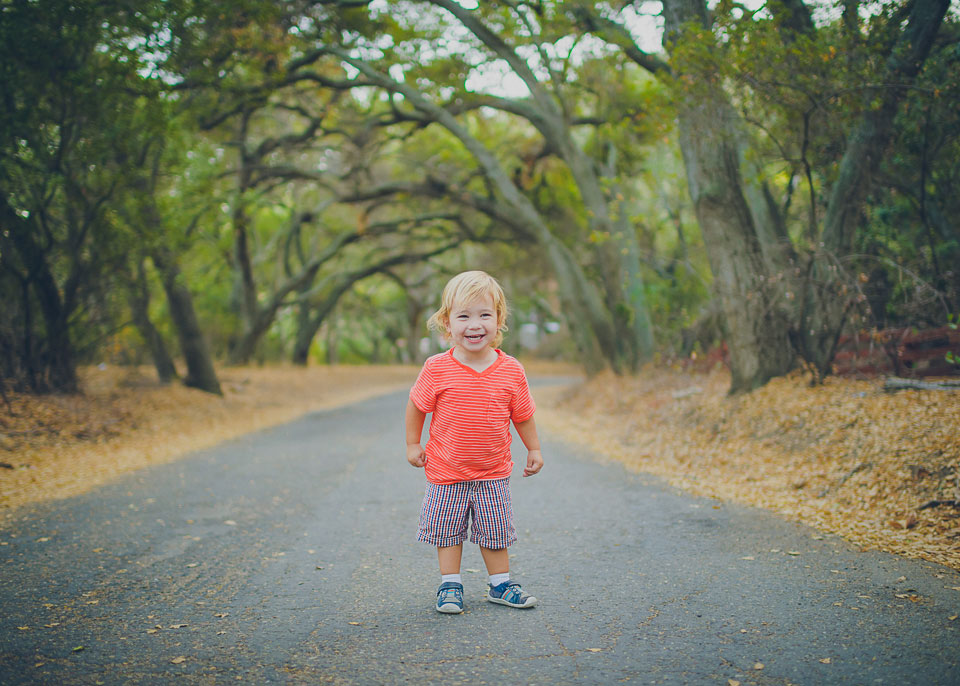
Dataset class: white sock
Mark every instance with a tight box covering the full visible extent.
[441,573,462,585]
[489,572,510,587]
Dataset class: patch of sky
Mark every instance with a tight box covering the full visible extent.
[388,63,407,83]
[803,0,892,26]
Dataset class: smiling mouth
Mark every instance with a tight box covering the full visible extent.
[465,334,485,342]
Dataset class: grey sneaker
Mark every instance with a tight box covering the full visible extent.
[436,581,464,613]
[487,580,537,608]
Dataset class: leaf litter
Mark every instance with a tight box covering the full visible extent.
[4,362,958,572]
[0,364,418,515]
[537,366,960,571]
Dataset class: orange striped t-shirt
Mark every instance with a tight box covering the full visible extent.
[410,348,535,485]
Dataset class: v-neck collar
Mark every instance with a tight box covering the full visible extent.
[448,347,504,376]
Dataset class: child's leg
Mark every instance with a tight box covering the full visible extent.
[482,544,536,608]
[479,545,509,575]
[436,544,465,614]
[469,479,516,579]
[438,544,463,575]
[470,479,536,608]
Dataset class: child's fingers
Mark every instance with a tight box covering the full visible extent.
[522,453,543,476]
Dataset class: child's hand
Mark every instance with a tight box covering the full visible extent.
[522,449,543,477]
[406,443,426,468]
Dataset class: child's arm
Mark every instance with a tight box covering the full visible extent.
[514,416,543,477]
[405,399,427,468]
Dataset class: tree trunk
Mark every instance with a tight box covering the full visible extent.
[406,298,425,364]
[152,249,222,395]
[0,198,78,393]
[663,0,795,392]
[126,260,178,383]
[600,145,656,370]
[540,232,613,374]
[798,0,949,378]
[229,311,275,366]
[292,303,314,366]
[613,209,656,371]
[677,108,795,391]
[558,142,653,373]
[325,322,339,365]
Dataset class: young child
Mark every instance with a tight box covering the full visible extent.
[405,270,544,614]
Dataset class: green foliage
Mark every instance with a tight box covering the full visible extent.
[947,315,959,367]
[6,0,955,384]
[0,0,184,388]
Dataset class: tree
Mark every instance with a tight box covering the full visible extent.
[0,0,170,392]
[575,0,953,389]
[306,0,658,373]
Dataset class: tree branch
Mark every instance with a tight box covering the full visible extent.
[569,7,671,76]
[425,0,555,110]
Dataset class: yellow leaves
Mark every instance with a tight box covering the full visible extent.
[542,366,960,571]
[2,365,418,512]
[820,657,832,664]
[170,656,187,665]
[889,515,918,530]
[754,662,764,670]
[147,622,189,634]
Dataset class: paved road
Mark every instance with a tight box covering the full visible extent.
[1,385,958,685]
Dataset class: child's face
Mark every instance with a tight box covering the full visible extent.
[448,293,498,353]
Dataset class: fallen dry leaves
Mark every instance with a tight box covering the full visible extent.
[0,364,417,517]
[537,366,960,571]
[5,362,959,573]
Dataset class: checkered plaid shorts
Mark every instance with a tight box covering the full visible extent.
[417,477,516,549]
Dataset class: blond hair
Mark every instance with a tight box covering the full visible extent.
[427,270,509,348]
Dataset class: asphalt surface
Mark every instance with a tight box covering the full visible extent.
[1,384,958,685]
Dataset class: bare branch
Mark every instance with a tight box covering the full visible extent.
[569,7,671,76]
[425,0,555,111]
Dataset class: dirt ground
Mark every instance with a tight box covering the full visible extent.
[2,362,959,571]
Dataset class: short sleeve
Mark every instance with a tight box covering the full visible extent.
[509,365,535,423]
[409,358,437,413]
